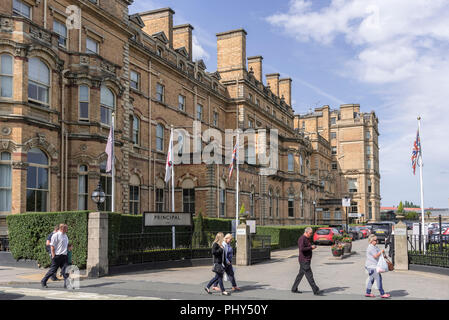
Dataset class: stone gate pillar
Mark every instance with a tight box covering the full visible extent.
[87,212,109,277]
[394,220,408,270]
[236,223,250,266]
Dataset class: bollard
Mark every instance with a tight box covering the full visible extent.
[393,220,408,270]
[87,212,109,278]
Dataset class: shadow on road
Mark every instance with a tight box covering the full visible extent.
[0,292,26,300]
[80,282,125,288]
[236,284,270,291]
[388,289,409,297]
[322,286,350,293]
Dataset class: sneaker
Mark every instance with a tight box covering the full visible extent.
[380,293,391,298]
[222,291,231,296]
[313,290,324,296]
[365,293,375,297]
[204,287,211,294]
[291,289,302,293]
[40,281,47,288]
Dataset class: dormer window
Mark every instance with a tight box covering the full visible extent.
[179,61,185,71]
[157,47,163,57]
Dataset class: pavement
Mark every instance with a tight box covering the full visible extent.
[1,239,449,300]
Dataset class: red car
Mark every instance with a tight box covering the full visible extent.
[313,227,340,245]
[359,226,371,238]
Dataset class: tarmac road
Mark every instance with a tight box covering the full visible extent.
[1,238,449,300]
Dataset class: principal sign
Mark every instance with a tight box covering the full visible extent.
[144,212,192,227]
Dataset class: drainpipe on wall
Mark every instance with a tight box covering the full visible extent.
[60,69,70,211]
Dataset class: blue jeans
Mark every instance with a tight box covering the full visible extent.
[366,268,385,295]
[207,272,225,292]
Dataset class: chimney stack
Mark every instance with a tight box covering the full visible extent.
[248,56,263,82]
[279,78,292,106]
[216,29,247,79]
[173,24,194,61]
[140,8,175,48]
[266,73,280,97]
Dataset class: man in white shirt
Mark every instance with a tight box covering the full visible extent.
[41,224,69,288]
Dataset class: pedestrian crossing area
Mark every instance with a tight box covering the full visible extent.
[0,286,163,300]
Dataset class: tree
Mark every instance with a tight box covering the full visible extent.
[397,201,404,213]
[192,210,207,248]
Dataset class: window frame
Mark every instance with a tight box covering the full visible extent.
[77,165,88,210]
[78,85,89,121]
[156,83,164,103]
[100,86,115,126]
[287,153,294,172]
[156,124,164,151]
[0,54,13,99]
[99,160,112,211]
[13,0,31,19]
[53,19,68,48]
[86,37,99,54]
[196,103,203,121]
[178,94,185,111]
[28,57,50,106]
[26,148,50,212]
[132,115,140,146]
[129,184,140,215]
[130,70,140,90]
[0,151,12,213]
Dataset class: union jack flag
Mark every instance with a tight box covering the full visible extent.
[228,140,238,180]
[411,129,421,175]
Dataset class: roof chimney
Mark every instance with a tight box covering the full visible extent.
[248,56,263,82]
[266,73,280,97]
[279,78,292,106]
[216,29,247,79]
[140,8,175,48]
[173,24,194,60]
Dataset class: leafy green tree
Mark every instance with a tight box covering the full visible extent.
[397,201,404,213]
[192,211,207,248]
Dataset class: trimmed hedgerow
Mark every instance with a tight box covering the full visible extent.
[256,225,328,249]
[6,211,89,268]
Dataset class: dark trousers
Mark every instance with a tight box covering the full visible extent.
[207,272,225,292]
[291,261,319,293]
[42,255,68,285]
[213,264,237,288]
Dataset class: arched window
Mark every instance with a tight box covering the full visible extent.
[288,153,294,172]
[100,160,112,211]
[100,86,115,125]
[129,174,140,215]
[78,165,88,210]
[155,178,165,212]
[219,179,226,217]
[28,58,50,105]
[0,152,12,212]
[156,124,164,151]
[0,54,13,98]
[26,148,49,212]
[182,178,195,214]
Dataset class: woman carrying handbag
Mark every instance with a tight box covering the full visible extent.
[204,232,230,296]
[364,234,391,298]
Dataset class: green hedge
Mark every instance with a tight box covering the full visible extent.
[256,225,328,249]
[6,211,89,268]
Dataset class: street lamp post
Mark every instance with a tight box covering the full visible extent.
[91,181,106,211]
[313,200,316,225]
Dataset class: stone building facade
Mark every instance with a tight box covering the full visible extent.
[0,1,380,237]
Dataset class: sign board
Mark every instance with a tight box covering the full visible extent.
[237,228,246,236]
[348,213,361,218]
[246,220,256,234]
[315,208,323,212]
[342,198,351,207]
[395,228,407,236]
[412,223,428,236]
[144,212,192,227]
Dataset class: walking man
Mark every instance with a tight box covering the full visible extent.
[291,227,322,295]
[41,224,69,289]
[45,225,59,281]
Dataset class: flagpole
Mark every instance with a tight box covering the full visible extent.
[236,131,240,228]
[171,126,175,250]
[418,117,425,252]
[111,112,115,213]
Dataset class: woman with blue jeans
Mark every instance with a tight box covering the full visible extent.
[204,232,230,296]
[365,234,390,298]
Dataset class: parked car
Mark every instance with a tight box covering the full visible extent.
[429,228,449,244]
[313,228,340,245]
[358,226,370,238]
[366,222,394,243]
[347,227,361,240]
[328,224,345,235]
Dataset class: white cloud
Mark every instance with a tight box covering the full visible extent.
[192,35,210,62]
[267,0,449,207]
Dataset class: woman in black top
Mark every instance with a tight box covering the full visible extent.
[204,232,230,296]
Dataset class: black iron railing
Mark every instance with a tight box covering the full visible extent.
[250,235,271,264]
[408,234,449,268]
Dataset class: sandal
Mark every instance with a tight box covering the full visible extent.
[232,287,241,291]
[381,293,391,298]
[365,293,375,297]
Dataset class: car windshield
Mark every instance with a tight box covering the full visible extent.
[316,229,330,235]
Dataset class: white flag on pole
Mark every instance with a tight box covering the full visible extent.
[105,120,114,173]
[165,130,173,184]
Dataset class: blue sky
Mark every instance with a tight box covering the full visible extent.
[130,0,449,208]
